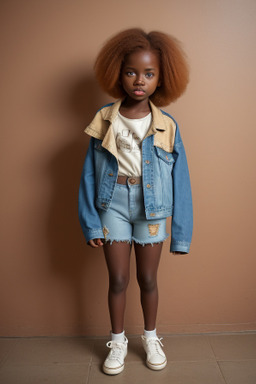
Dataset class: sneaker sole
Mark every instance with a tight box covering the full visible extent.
[103,363,125,375]
[146,359,167,371]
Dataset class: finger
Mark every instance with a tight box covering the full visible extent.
[88,239,99,248]
[96,239,104,246]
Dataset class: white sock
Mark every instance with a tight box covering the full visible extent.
[111,330,125,342]
[144,328,157,338]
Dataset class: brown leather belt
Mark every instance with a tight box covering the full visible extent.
[117,176,141,185]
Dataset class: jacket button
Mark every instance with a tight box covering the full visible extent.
[101,203,105,207]
[150,213,155,217]
[166,155,169,160]
[147,184,151,188]
[145,160,150,164]
[108,173,113,177]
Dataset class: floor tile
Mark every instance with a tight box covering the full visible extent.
[0,363,90,384]
[163,334,215,361]
[0,338,18,365]
[88,361,172,384]
[88,361,226,384]
[218,360,256,384]
[3,337,94,366]
[167,361,226,384]
[207,333,256,360]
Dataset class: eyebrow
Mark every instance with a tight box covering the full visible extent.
[125,66,156,71]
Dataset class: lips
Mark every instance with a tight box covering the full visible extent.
[133,89,145,96]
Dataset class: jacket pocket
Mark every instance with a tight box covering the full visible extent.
[155,147,175,167]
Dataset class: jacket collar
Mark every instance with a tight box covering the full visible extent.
[85,99,176,158]
[101,99,168,134]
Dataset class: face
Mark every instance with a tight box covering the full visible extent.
[121,49,161,103]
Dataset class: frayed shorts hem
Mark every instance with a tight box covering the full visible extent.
[104,239,132,245]
[132,233,169,246]
[104,234,169,246]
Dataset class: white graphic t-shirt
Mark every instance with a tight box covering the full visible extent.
[113,112,152,176]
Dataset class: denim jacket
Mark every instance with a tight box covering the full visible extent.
[78,100,193,253]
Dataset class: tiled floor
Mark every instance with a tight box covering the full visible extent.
[0,332,256,383]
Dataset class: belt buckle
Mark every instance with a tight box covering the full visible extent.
[128,177,136,185]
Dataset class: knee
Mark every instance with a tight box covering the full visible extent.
[109,275,129,294]
[137,273,157,293]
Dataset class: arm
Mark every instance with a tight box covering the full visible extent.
[78,138,104,244]
[170,124,193,254]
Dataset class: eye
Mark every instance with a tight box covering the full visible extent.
[126,71,135,77]
[145,72,154,78]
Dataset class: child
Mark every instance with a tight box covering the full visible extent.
[78,28,193,375]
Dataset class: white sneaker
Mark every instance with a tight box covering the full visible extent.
[103,336,128,375]
[141,335,167,370]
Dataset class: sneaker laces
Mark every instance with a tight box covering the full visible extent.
[144,336,164,355]
[106,337,128,362]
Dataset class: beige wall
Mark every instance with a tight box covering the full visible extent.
[1,0,256,336]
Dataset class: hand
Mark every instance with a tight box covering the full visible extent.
[88,238,104,248]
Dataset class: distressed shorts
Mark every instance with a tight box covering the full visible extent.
[98,181,169,245]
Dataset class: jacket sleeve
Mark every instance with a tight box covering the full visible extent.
[170,124,193,254]
[78,138,104,243]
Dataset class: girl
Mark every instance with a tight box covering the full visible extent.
[78,28,193,375]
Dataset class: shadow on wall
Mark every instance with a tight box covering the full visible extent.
[45,74,108,335]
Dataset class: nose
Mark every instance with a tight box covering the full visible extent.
[134,75,144,85]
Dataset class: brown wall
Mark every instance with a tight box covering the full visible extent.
[1,0,256,336]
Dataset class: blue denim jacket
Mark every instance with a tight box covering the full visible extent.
[78,100,193,253]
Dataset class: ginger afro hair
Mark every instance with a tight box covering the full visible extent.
[94,28,189,107]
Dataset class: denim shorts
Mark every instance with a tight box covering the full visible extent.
[98,181,169,245]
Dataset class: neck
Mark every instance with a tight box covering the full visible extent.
[120,98,151,119]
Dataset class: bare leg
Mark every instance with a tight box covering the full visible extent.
[134,242,163,331]
[103,242,132,334]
